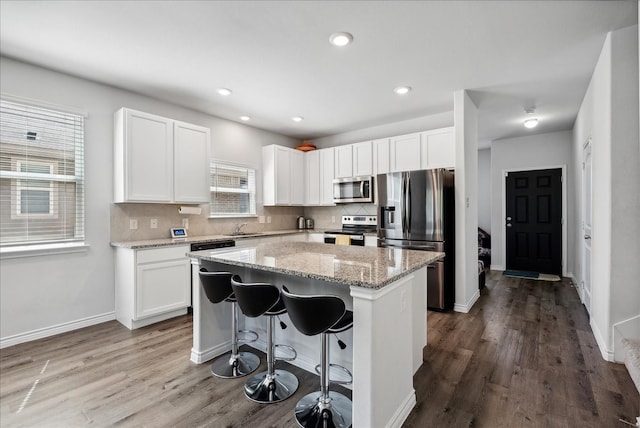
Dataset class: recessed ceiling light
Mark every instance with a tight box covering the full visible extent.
[292,116,304,122]
[240,116,251,121]
[394,86,412,95]
[523,108,539,128]
[329,32,353,47]
[217,88,232,96]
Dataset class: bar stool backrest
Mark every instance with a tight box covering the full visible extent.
[231,275,280,318]
[199,270,234,304]
[281,286,346,336]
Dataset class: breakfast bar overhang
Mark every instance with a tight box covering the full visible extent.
[188,242,444,428]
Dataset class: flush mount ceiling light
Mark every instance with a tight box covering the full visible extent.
[292,116,304,122]
[216,88,232,96]
[329,32,353,47]
[240,116,251,121]
[523,108,539,128]
[393,86,412,95]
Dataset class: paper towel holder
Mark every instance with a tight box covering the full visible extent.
[178,206,202,215]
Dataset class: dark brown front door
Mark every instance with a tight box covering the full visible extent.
[506,168,562,275]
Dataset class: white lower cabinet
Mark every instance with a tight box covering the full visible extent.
[115,245,191,329]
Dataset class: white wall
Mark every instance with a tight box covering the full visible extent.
[477,148,491,233]
[490,131,574,274]
[453,90,479,313]
[572,25,640,361]
[0,57,299,346]
[311,111,453,148]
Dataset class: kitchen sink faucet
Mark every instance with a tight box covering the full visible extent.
[234,223,247,234]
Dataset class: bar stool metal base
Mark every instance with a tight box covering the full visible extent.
[294,391,352,428]
[244,369,299,403]
[210,351,260,379]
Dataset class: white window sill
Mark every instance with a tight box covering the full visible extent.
[0,242,90,259]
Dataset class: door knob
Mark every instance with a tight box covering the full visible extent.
[506,216,512,221]
[584,235,591,240]
[506,223,512,227]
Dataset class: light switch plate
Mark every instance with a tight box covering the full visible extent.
[130,219,138,230]
[150,218,158,229]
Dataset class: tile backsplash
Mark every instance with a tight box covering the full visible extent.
[303,203,377,229]
[110,202,378,241]
[111,203,304,241]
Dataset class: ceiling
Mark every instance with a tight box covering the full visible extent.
[0,1,636,147]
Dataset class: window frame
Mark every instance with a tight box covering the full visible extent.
[0,95,86,252]
[209,160,257,218]
[12,159,57,219]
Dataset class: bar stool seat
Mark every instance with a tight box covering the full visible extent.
[231,276,299,404]
[199,270,260,378]
[281,286,353,428]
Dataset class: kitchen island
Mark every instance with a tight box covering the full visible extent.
[187,241,443,428]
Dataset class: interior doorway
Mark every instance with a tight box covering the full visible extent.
[505,168,563,275]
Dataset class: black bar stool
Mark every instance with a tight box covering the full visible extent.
[231,275,299,403]
[198,270,260,378]
[281,286,353,428]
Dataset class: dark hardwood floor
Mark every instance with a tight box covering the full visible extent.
[1,272,638,427]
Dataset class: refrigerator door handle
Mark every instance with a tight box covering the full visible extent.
[406,173,412,234]
[401,173,407,234]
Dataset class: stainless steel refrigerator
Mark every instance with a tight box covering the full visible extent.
[377,169,455,310]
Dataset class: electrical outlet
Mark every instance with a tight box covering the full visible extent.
[130,219,138,230]
[267,216,272,224]
[258,216,265,224]
[150,218,158,229]
[182,218,189,229]
[331,216,336,223]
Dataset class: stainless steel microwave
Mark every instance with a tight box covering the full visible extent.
[333,176,374,203]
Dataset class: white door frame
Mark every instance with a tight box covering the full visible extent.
[581,138,592,313]
[501,165,568,277]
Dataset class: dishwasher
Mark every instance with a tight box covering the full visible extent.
[189,240,236,309]
[190,240,235,252]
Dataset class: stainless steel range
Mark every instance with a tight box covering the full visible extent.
[324,215,377,246]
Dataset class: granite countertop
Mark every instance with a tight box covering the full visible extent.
[111,229,312,249]
[110,228,377,249]
[188,241,444,289]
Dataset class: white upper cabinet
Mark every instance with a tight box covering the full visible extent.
[290,149,305,205]
[174,121,211,203]
[421,127,455,169]
[306,147,335,206]
[263,145,305,206]
[373,138,390,175]
[114,108,210,203]
[390,132,421,172]
[305,150,320,205]
[353,141,373,177]
[319,147,335,205]
[334,145,353,178]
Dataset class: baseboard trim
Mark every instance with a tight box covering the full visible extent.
[386,389,417,428]
[590,318,614,362]
[490,264,504,271]
[190,340,231,364]
[0,311,116,349]
[454,290,480,313]
[613,315,640,362]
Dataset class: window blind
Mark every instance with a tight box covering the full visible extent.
[0,99,85,247]
[210,161,256,217]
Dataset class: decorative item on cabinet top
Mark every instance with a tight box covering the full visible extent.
[295,141,317,152]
